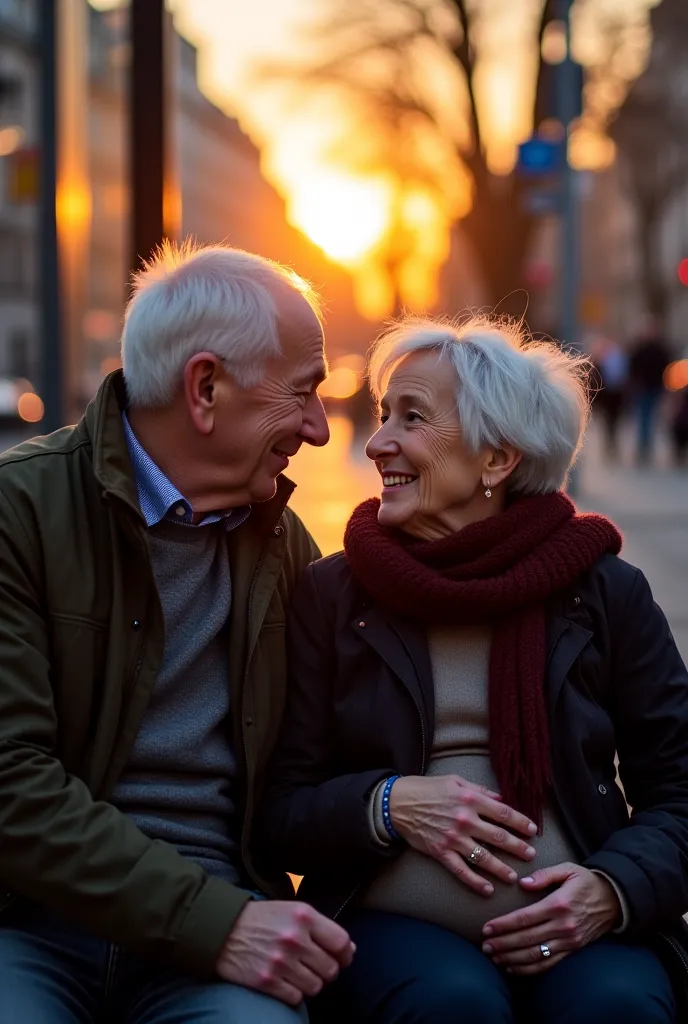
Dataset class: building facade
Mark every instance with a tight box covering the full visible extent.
[0,2,371,412]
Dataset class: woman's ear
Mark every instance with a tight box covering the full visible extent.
[482,445,522,490]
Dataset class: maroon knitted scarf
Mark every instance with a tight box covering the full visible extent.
[343,491,621,826]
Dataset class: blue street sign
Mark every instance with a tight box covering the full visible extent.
[517,137,563,176]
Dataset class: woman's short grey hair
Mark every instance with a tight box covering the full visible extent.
[368,315,591,495]
[121,240,322,408]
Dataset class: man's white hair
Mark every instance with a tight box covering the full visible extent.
[368,315,590,495]
[121,240,322,408]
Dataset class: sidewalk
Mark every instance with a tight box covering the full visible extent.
[577,419,688,662]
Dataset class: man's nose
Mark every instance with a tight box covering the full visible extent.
[300,392,330,447]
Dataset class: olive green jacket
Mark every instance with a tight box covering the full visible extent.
[0,371,319,977]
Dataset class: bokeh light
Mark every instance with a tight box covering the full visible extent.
[0,126,25,156]
[678,259,688,288]
[664,360,688,392]
[319,366,359,400]
[541,21,568,65]
[17,392,44,423]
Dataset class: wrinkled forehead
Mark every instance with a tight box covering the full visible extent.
[382,349,456,404]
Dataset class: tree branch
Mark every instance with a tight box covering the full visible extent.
[448,0,483,166]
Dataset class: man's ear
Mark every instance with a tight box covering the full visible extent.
[183,353,224,435]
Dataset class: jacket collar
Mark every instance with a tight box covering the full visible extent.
[84,369,296,535]
[545,614,594,715]
[352,604,435,736]
[351,599,593,727]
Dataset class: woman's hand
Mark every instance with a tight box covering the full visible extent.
[388,774,538,896]
[481,862,622,974]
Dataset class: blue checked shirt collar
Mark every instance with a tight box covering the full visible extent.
[122,413,250,531]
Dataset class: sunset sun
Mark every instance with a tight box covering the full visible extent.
[289,172,389,264]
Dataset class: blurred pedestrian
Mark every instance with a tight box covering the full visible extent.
[670,387,688,465]
[589,335,629,459]
[0,242,356,1023]
[628,322,671,465]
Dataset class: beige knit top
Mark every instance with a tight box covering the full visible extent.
[360,625,579,946]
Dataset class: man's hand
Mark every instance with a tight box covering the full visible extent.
[481,862,622,975]
[216,900,355,1005]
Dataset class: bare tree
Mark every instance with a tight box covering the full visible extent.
[257,0,567,314]
[257,0,663,316]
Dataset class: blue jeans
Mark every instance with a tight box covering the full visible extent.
[0,901,307,1024]
[312,909,676,1024]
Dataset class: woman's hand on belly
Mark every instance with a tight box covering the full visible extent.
[481,862,623,974]
[388,774,539,897]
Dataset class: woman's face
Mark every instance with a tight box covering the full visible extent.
[366,350,494,539]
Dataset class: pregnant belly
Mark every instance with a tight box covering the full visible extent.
[360,754,578,946]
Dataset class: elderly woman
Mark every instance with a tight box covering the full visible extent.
[255,317,688,1024]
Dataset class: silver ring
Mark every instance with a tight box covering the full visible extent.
[468,844,485,864]
[540,943,551,959]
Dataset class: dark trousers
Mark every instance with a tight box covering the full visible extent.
[312,909,676,1024]
[636,389,662,460]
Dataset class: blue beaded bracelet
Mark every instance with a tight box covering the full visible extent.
[381,775,401,841]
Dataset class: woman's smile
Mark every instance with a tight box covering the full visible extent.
[380,471,419,493]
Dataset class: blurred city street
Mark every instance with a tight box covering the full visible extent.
[579,420,688,663]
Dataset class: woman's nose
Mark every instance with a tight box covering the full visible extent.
[366,422,398,462]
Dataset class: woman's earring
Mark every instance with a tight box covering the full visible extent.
[484,481,492,498]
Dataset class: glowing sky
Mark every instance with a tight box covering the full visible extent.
[90,0,659,316]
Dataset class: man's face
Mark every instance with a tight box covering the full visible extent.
[212,291,330,504]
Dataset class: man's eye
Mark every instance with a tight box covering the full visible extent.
[406,412,422,423]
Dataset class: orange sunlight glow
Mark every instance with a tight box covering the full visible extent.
[664,361,688,393]
[290,172,389,264]
[17,392,44,424]
[89,0,658,320]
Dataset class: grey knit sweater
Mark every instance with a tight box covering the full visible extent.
[112,519,240,883]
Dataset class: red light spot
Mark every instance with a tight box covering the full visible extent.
[678,259,688,287]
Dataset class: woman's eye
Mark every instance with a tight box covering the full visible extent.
[379,414,389,424]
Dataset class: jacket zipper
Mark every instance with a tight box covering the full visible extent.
[241,542,269,757]
[388,624,427,774]
[406,688,427,774]
[334,882,363,921]
[241,504,290,894]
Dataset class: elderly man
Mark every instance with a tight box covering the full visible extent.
[0,243,353,1022]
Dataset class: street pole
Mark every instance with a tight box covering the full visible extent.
[557,0,582,495]
[558,0,579,353]
[130,0,176,277]
[38,0,63,433]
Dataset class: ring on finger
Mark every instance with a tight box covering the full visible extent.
[468,844,486,865]
[540,943,551,959]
